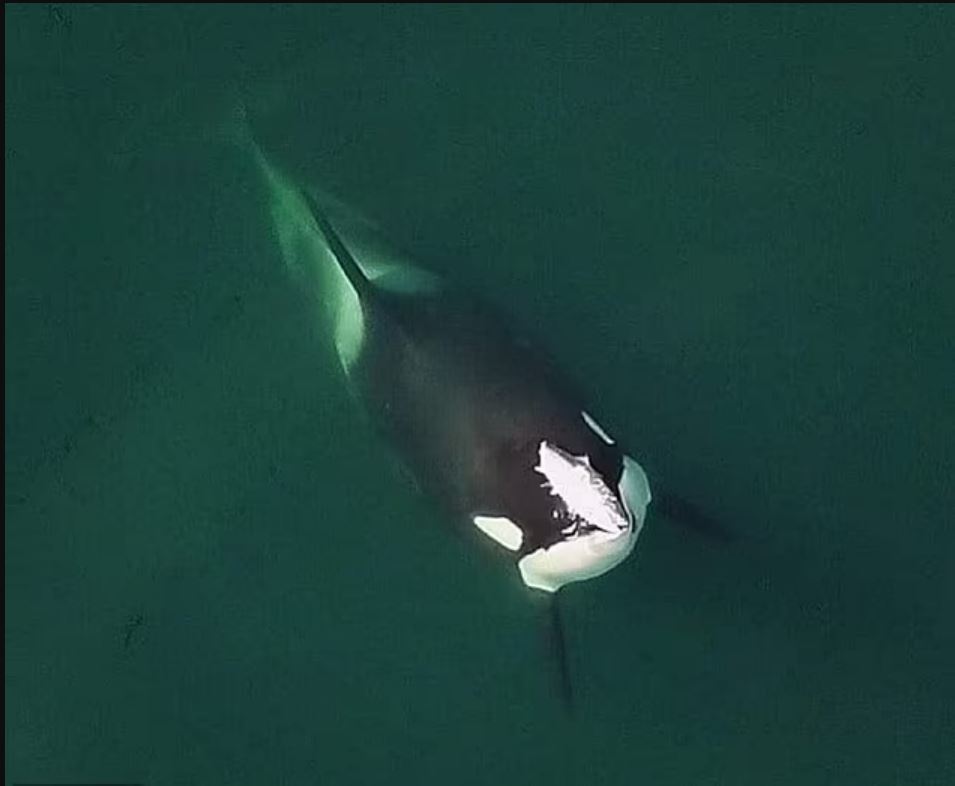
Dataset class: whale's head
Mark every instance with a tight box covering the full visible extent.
[516,439,651,592]
[472,411,652,593]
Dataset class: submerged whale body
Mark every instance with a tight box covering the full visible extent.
[311,192,652,592]
[248,138,652,595]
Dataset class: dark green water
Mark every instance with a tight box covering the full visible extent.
[6,5,954,784]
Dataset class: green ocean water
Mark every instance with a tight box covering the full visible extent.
[5,4,954,784]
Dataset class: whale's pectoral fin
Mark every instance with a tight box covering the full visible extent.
[654,490,735,543]
[542,591,575,716]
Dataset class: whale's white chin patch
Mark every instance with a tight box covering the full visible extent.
[518,449,652,593]
[518,526,637,593]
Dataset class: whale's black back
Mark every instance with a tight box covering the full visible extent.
[352,283,625,555]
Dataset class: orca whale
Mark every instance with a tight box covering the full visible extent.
[247,134,653,708]
[302,190,652,595]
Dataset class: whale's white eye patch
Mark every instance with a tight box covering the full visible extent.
[619,455,652,534]
[581,411,614,444]
[534,441,628,535]
[472,515,523,551]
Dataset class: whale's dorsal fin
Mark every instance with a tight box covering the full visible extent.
[300,189,375,301]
